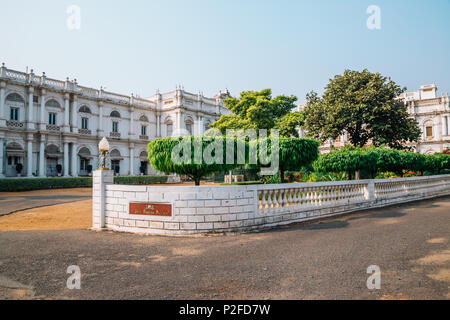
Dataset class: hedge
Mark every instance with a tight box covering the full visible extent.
[114,175,168,185]
[220,180,264,186]
[0,177,93,192]
[0,175,170,192]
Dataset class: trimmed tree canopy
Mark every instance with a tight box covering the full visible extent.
[148,136,247,185]
[252,137,320,183]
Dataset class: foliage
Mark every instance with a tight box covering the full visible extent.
[251,137,320,183]
[0,177,93,192]
[375,172,400,179]
[314,146,450,179]
[220,181,264,186]
[114,175,168,185]
[0,175,175,192]
[304,69,421,149]
[211,89,299,136]
[148,136,247,186]
[303,171,349,182]
[275,111,305,138]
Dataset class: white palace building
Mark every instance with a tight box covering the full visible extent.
[0,64,231,177]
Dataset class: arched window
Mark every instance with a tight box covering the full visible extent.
[110,149,121,158]
[166,120,173,137]
[45,99,61,109]
[79,106,91,114]
[110,111,121,118]
[139,115,149,122]
[185,118,194,135]
[6,93,25,102]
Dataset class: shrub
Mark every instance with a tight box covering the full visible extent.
[220,181,263,185]
[114,176,168,185]
[0,177,93,192]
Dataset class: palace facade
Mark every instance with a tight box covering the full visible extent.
[399,84,450,154]
[0,64,231,177]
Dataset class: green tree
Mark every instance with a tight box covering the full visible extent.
[211,89,299,136]
[275,111,305,138]
[304,69,421,149]
[148,136,247,186]
[252,137,320,183]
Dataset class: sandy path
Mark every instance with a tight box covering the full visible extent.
[0,200,92,231]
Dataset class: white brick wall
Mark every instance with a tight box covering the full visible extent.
[92,171,450,235]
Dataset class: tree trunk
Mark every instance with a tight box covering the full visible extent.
[280,169,286,184]
[355,170,360,180]
[194,177,201,186]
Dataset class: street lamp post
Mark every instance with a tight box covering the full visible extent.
[98,137,110,170]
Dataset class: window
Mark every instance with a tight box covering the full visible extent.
[45,99,61,109]
[6,93,24,102]
[110,111,121,118]
[167,123,173,136]
[79,106,91,114]
[33,95,39,103]
[141,125,147,135]
[81,117,89,129]
[112,121,119,133]
[10,108,19,121]
[426,126,433,138]
[80,159,89,171]
[48,113,57,125]
[186,122,193,135]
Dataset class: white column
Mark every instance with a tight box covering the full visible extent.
[447,116,450,136]
[92,169,114,229]
[197,115,203,135]
[71,96,78,134]
[39,89,46,131]
[27,136,33,177]
[63,142,69,176]
[28,87,34,130]
[64,93,70,133]
[0,138,4,177]
[98,101,104,134]
[156,114,160,137]
[71,143,78,177]
[39,136,45,177]
[129,107,134,138]
[444,115,449,136]
[129,145,134,176]
[0,81,5,126]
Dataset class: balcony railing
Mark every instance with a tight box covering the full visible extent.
[79,128,92,135]
[139,135,149,140]
[110,132,121,139]
[6,120,25,129]
[46,124,61,132]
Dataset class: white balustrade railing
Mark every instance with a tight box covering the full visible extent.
[257,181,367,215]
[374,175,449,200]
[256,175,450,216]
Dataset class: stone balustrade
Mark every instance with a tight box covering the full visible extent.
[93,171,450,235]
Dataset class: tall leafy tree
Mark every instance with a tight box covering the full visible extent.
[211,89,299,136]
[304,69,421,149]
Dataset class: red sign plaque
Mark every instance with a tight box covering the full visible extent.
[129,203,172,217]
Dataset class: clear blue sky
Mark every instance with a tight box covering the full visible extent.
[1,0,449,103]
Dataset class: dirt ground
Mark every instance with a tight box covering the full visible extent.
[0,199,92,231]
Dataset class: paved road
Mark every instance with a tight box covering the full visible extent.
[0,196,449,300]
[0,188,91,216]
